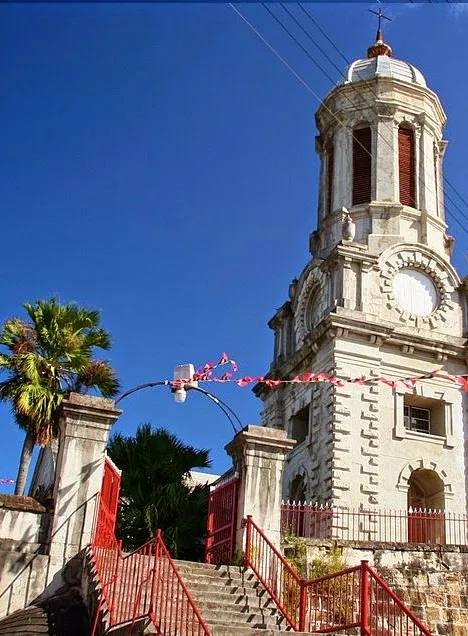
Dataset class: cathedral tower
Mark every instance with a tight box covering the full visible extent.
[256,28,468,516]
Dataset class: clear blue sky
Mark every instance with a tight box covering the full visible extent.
[1,3,468,487]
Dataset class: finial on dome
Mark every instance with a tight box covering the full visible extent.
[367,8,393,58]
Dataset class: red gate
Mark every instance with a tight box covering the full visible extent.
[97,455,121,535]
[205,476,239,564]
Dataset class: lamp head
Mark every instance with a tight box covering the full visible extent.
[173,363,197,404]
[173,388,187,404]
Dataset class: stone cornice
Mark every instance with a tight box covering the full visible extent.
[268,301,292,330]
[317,77,446,134]
[254,310,467,399]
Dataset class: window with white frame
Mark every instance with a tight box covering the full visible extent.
[394,390,454,447]
[403,397,445,437]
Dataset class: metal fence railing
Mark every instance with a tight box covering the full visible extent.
[90,494,211,636]
[281,502,468,545]
[245,515,431,635]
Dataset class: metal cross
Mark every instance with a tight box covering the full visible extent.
[369,7,392,40]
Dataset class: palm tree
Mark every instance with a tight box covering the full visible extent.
[0,297,119,496]
[108,424,211,560]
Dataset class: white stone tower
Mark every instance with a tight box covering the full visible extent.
[255,27,468,520]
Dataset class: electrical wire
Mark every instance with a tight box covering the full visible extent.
[252,3,468,258]
[227,4,390,182]
[189,385,243,434]
[296,2,468,235]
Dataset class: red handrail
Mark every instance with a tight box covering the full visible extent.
[90,495,211,636]
[244,516,431,635]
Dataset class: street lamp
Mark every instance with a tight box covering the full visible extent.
[115,363,242,434]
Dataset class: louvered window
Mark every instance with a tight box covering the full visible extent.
[399,126,416,207]
[327,144,334,215]
[352,127,372,205]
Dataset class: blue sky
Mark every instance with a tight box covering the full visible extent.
[1,3,468,487]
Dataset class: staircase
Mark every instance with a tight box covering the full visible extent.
[90,506,430,635]
[88,553,310,636]
[173,560,298,635]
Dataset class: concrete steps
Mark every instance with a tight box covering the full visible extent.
[172,560,293,634]
[94,552,323,635]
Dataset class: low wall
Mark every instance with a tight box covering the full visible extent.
[0,493,93,618]
[0,495,51,545]
[0,537,86,620]
[301,539,468,635]
[0,538,52,616]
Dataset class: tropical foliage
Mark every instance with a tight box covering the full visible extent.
[0,297,119,495]
[107,424,211,560]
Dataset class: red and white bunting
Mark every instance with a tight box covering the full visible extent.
[171,354,468,392]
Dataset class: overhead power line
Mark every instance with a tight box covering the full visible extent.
[228,2,468,260]
[257,3,468,250]
[296,2,468,234]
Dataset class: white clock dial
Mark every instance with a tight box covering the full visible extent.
[393,268,438,316]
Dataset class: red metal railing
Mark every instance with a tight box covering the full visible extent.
[91,495,211,635]
[281,501,468,545]
[245,516,431,635]
[205,476,239,564]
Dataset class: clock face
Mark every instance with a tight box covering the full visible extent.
[393,268,438,316]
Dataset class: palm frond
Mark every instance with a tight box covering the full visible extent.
[73,360,120,397]
[0,296,119,448]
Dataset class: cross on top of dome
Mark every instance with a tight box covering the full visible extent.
[367,7,393,58]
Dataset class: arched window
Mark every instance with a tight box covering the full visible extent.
[352,126,372,205]
[399,125,416,207]
[327,143,334,215]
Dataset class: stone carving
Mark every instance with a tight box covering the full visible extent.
[309,230,320,256]
[342,208,356,241]
[396,458,453,499]
[288,278,298,300]
[295,265,327,347]
[379,244,460,327]
[444,234,455,258]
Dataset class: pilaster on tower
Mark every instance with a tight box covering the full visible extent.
[256,27,467,517]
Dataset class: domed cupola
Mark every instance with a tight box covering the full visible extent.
[342,13,426,88]
[313,20,448,262]
[343,57,427,88]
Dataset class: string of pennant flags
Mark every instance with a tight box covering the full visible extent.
[2,352,467,488]
[172,352,468,392]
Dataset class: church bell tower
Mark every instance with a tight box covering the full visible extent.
[256,25,468,514]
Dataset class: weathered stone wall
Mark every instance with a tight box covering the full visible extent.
[0,495,51,546]
[0,538,55,617]
[302,539,468,635]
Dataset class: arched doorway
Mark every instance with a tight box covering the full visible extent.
[285,475,307,537]
[290,475,306,503]
[408,468,445,544]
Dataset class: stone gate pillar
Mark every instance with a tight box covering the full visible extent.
[48,393,121,562]
[226,425,296,553]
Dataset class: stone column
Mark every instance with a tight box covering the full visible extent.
[226,425,296,553]
[48,393,121,563]
[375,111,396,202]
[333,125,351,211]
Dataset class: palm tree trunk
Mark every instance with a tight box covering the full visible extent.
[15,432,35,496]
